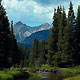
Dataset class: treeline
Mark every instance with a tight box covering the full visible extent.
[0,1,24,68]
[28,2,80,68]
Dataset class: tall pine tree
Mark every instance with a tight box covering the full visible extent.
[54,6,67,67]
[10,21,20,66]
[29,38,40,67]
[47,8,59,66]
[73,6,80,65]
[40,40,47,65]
[0,2,10,68]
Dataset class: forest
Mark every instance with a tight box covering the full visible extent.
[0,0,80,70]
[21,2,80,68]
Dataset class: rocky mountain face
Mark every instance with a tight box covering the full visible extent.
[14,21,51,42]
[22,29,50,47]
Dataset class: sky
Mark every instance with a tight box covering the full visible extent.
[2,0,80,26]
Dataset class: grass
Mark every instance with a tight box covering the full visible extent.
[0,71,13,80]
[60,66,80,80]
[64,75,80,80]
[60,67,80,74]
[0,68,30,80]
[0,66,80,80]
[28,66,80,80]
[23,64,59,72]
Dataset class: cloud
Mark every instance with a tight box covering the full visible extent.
[33,0,70,7]
[2,0,54,26]
[2,0,80,26]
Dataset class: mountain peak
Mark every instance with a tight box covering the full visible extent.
[44,23,50,26]
[15,21,23,26]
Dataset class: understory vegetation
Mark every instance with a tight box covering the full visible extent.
[0,68,30,80]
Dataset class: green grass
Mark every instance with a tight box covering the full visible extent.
[60,67,80,74]
[60,67,80,80]
[28,66,80,80]
[0,66,78,80]
[0,68,30,80]
[0,71,13,80]
[64,75,80,80]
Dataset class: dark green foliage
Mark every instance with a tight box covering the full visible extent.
[68,2,75,27]
[0,2,10,68]
[73,6,80,65]
[62,2,75,67]
[40,40,47,65]
[26,2,80,68]
[0,1,22,68]
[63,21,73,67]
[47,8,59,66]
[51,6,68,67]
[22,46,29,67]
[23,56,27,67]
[29,38,41,67]
[9,21,20,66]
[53,6,66,67]
[46,2,79,67]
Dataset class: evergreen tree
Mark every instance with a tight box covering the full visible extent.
[29,38,40,67]
[68,2,75,27]
[63,20,73,67]
[40,40,47,65]
[23,56,27,67]
[24,46,29,67]
[47,8,59,66]
[52,6,62,67]
[63,2,75,66]
[73,6,80,65]
[10,21,20,66]
[55,6,67,67]
[0,2,10,68]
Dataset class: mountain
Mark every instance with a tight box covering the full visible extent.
[19,29,50,47]
[14,21,51,42]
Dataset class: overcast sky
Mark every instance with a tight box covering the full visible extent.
[2,0,80,26]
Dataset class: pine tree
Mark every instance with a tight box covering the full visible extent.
[68,2,75,27]
[23,56,27,67]
[63,2,75,66]
[47,8,59,66]
[52,6,62,67]
[10,21,20,66]
[40,40,47,65]
[56,6,67,67]
[73,6,80,65]
[29,38,40,67]
[0,2,10,68]
[63,20,73,67]
[24,46,29,66]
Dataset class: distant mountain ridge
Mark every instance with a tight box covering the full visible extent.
[14,21,51,42]
[19,29,50,47]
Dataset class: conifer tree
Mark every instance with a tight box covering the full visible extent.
[29,38,40,67]
[52,6,62,67]
[56,7,67,67]
[47,8,59,66]
[10,21,20,66]
[24,46,29,66]
[63,2,75,66]
[63,20,73,67]
[0,2,10,68]
[68,2,75,27]
[73,6,80,65]
[40,40,47,65]
[23,56,27,67]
